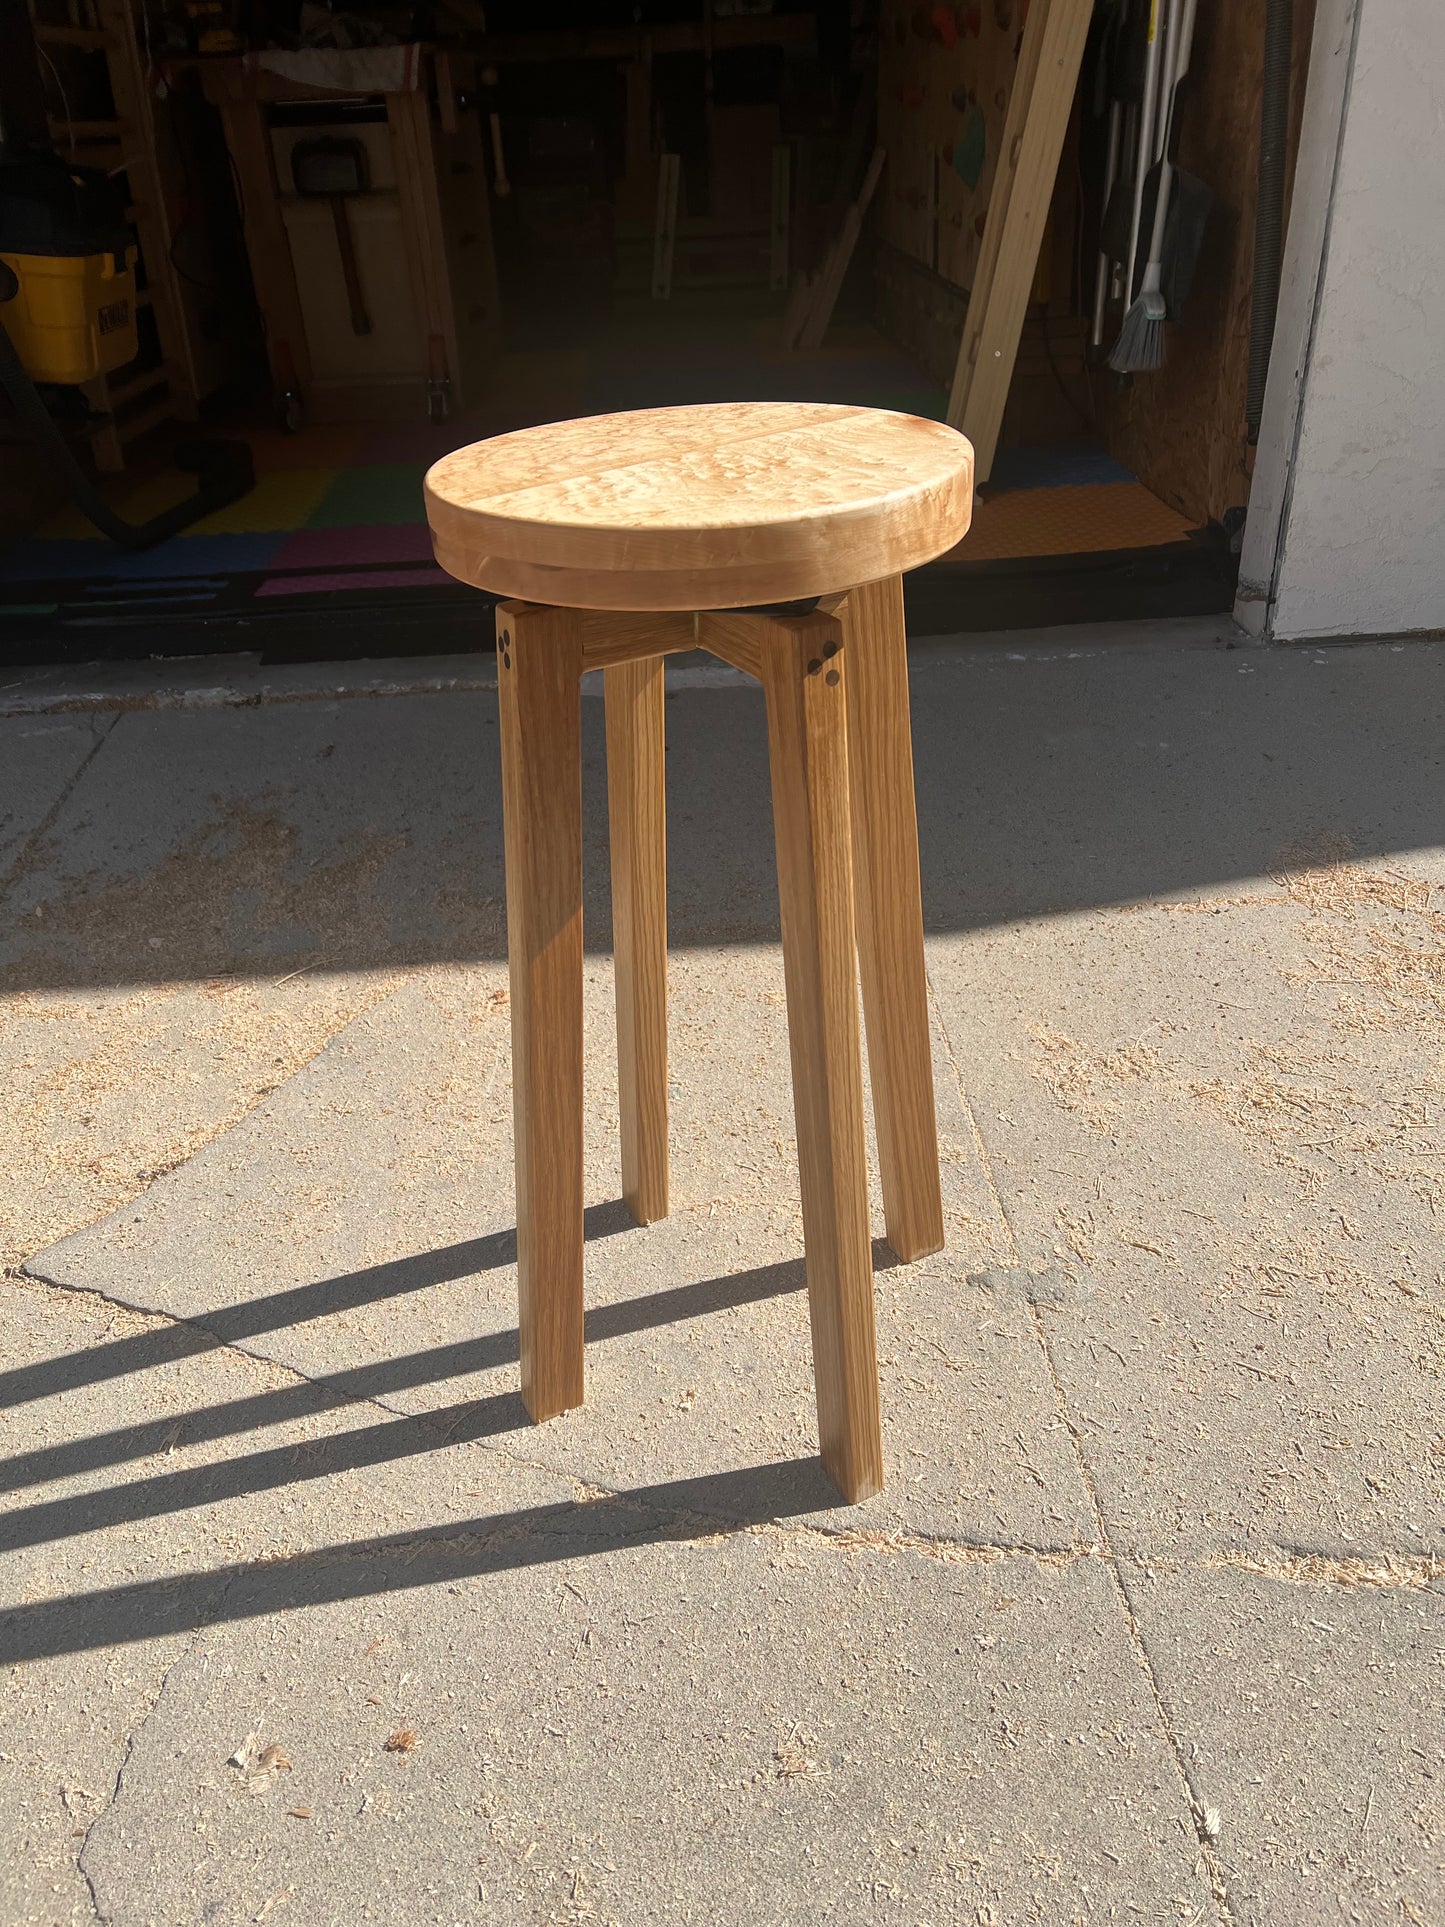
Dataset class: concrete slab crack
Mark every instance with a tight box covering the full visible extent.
[8,961,426,1285]
[925,959,1238,1925]
[74,1609,220,1926]
[0,710,121,903]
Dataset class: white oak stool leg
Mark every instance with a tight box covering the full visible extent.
[604,655,670,1224]
[759,609,884,1503]
[496,600,585,1422]
[840,575,945,1262]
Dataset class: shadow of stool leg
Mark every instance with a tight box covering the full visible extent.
[759,608,884,1503]
[605,655,670,1224]
[497,600,586,1421]
[840,574,945,1262]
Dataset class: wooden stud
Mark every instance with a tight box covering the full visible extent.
[618,58,656,223]
[215,97,314,395]
[605,657,670,1225]
[796,146,886,352]
[769,143,791,292]
[759,610,883,1502]
[652,152,681,299]
[925,142,939,276]
[945,0,1094,480]
[496,600,586,1423]
[388,88,461,404]
[432,82,504,366]
[779,267,819,351]
[944,0,1053,442]
[840,577,944,1262]
[95,0,200,418]
[435,52,459,135]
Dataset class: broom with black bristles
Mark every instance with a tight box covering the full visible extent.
[1109,0,1199,373]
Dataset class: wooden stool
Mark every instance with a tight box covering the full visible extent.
[426,402,974,1501]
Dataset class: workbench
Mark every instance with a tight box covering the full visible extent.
[202,49,499,426]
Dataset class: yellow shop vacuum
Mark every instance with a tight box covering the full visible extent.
[0,152,138,384]
[0,148,252,548]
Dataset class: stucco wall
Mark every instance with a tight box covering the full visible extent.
[1265,0,1445,641]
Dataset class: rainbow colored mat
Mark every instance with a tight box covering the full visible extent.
[1,340,1192,632]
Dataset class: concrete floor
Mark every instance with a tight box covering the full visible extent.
[1,618,1442,1926]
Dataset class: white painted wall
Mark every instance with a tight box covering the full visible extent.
[1238,0,1445,642]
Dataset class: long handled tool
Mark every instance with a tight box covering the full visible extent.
[1090,96,1122,346]
[1109,0,1198,372]
[1089,2,1128,348]
[1121,0,1166,313]
[291,136,372,337]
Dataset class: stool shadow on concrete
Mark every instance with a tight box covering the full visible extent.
[5,1239,904,1523]
[0,1455,844,1669]
[13,1211,626,1410]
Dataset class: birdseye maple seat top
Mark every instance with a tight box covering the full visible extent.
[424,401,974,610]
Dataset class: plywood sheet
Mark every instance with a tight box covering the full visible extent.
[877,0,1029,289]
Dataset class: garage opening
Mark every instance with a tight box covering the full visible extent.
[3,0,1314,663]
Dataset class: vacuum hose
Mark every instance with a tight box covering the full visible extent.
[1246,0,1292,442]
[0,276,253,551]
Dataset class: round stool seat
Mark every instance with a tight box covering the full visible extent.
[424,401,973,611]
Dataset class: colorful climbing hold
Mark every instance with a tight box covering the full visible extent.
[952,104,986,189]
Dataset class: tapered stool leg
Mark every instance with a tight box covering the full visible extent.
[760,610,884,1502]
[605,655,670,1223]
[839,575,945,1262]
[496,601,585,1421]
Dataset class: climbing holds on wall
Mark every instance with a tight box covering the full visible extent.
[953,102,987,188]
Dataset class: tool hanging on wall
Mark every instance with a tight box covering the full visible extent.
[290,136,372,335]
[1095,0,1149,333]
[1092,0,1211,356]
[1108,0,1200,372]
[1121,0,1166,313]
[1089,0,1128,347]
